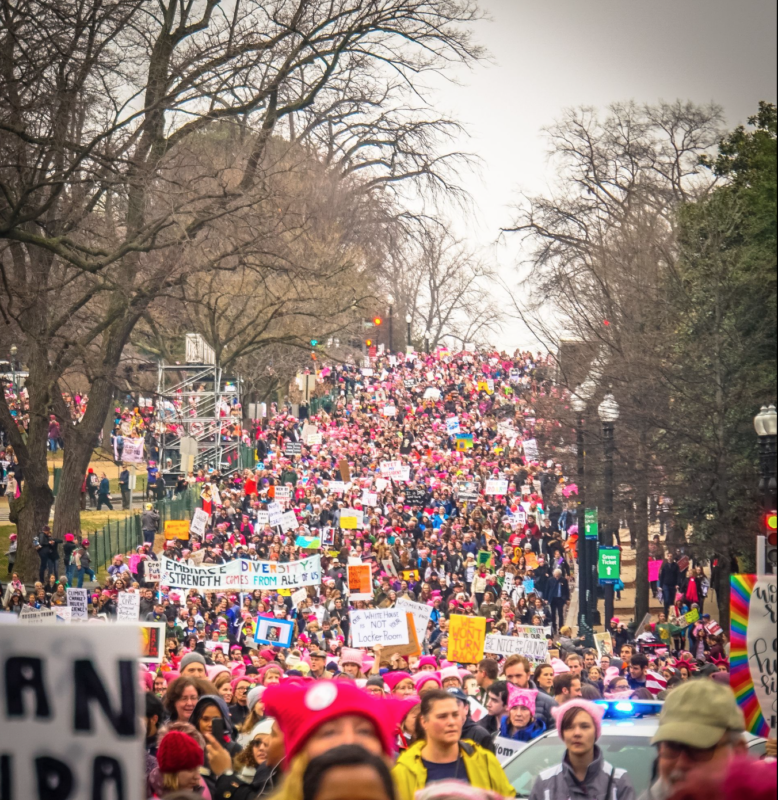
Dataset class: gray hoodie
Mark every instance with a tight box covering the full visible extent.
[528,746,636,800]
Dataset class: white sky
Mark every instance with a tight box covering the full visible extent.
[427,0,778,349]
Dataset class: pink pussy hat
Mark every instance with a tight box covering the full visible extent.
[551,698,606,740]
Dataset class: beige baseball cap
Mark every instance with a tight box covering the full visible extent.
[651,679,745,749]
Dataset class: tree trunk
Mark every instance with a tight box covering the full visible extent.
[53,375,116,539]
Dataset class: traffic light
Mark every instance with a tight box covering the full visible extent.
[365,339,373,347]
[373,316,382,326]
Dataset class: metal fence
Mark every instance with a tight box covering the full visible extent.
[90,489,196,571]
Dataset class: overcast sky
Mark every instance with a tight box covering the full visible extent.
[429,0,778,349]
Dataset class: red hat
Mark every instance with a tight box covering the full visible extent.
[156,731,203,774]
[263,680,407,761]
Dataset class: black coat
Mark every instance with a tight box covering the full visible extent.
[659,561,680,588]
[545,575,570,603]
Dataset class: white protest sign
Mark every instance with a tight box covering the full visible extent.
[495,736,523,765]
[291,587,308,607]
[206,640,229,654]
[117,592,141,621]
[160,555,322,590]
[382,558,398,577]
[484,634,548,661]
[18,606,41,624]
[190,508,210,537]
[375,478,389,492]
[446,416,461,435]
[747,578,777,733]
[306,433,323,445]
[383,405,397,417]
[522,439,540,460]
[267,502,284,527]
[485,479,509,496]
[280,511,299,533]
[423,387,440,400]
[502,572,515,593]
[349,609,409,647]
[121,437,145,463]
[145,560,161,583]
[67,588,89,620]
[326,481,347,494]
[395,597,433,645]
[0,623,142,799]
[54,606,72,624]
[255,510,269,528]
[274,486,291,503]
[361,491,378,507]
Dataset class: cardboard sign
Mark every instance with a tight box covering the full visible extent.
[340,509,359,530]
[67,587,89,620]
[0,623,142,798]
[347,564,373,600]
[339,458,351,483]
[395,597,433,644]
[380,613,421,660]
[164,519,191,540]
[448,614,486,664]
[145,560,161,583]
[190,508,210,537]
[117,592,140,621]
[349,609,409,647]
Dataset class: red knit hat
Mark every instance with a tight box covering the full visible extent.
[263,680,407,761]
[156,731,204,774]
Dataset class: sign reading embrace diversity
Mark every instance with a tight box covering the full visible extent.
[160,555,322,590]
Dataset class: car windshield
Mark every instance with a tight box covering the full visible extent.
[504,735,654,797]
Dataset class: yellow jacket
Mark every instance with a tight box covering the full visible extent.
[392,739,517,800]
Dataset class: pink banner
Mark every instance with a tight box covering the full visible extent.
[648,560,662,582]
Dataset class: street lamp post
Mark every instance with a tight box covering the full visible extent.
[424,329,431,354]
[406,315,412,351]
[9,344,18,395]
[571,389,591,641]
[754,404,777,574]
[599,391,620,628]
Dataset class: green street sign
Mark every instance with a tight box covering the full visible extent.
[584,508,599,539]
[598,547,621,583]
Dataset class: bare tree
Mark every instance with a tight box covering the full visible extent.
[0,0,484,578]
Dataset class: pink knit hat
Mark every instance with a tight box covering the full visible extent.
[551,657,570,675]
[551,699,606,740]
[383,671,413,692]
[413,672,441,691]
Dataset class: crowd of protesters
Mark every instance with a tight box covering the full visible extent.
[1,345,775,800]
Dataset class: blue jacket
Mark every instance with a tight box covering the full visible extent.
[499,715,546,742]
[98,477,110,495]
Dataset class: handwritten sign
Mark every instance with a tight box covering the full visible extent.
[340,509,360,529]
[145,560,161,583]
[494,736,523,765]
[448,614,486,664]
[67,587,89,620]
[485,479,509,496]
[347,564,373,600]
[484,634,548,661]
[349,609,409,647]
[746,578,777,734]
[189,508,210,537]
[117,592,140,621]
[395,597,433,644]
[164,519,191,540]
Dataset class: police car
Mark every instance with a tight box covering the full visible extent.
[502,700,767,797]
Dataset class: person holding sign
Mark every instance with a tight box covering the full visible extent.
[528,700,635,800]
[392,689,516,800]
[499,686,546,743]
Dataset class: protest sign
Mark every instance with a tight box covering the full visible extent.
[117,592,140,621]
[295,535,321,549]
[206,640,229,654]
[594,632,614,661]
[340,509,360,529]
[347,564,373,600]
[485,479,509,496]
[188,549,206,566]
[521,439,539,460]
[145,560,161,583]
[401,569,420,582]
[483,634,548,661]
[121,437,144,463]
[448,614,486,663]
[140,622,166,663]
[383,405,397,417]
[404,488,427,506]
[164,519,191,540]
[446,416,461,435]
[284,441,302,456]
[306,432,323,445]
[382,559,398,577]
[423,387,441,400]
[349,609,409,647]
[160,555,322,590]
[0,623,142,799]
[274,486,292,503]
[267,502,284,527]
[494,736,523,765]
[522,579,535,594]
[395,597,433,645]
[524,552,539,570]
[731,575,777,735]
[457,481,480,501]
[291,587,308,607]
[648,560,662,582]
[54,606,72,623]
[326,480,347,494]
[190,508,210,537]
[502,572,515,593]
[512,624,552,639]
[361,491,378,507]
[380,613,421,661]
[280,510,299,533]
[67,587,89,620]
[18,606,41,625]
[477,550,492,568]
[455,433,474,451]
[338,459,351,483]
